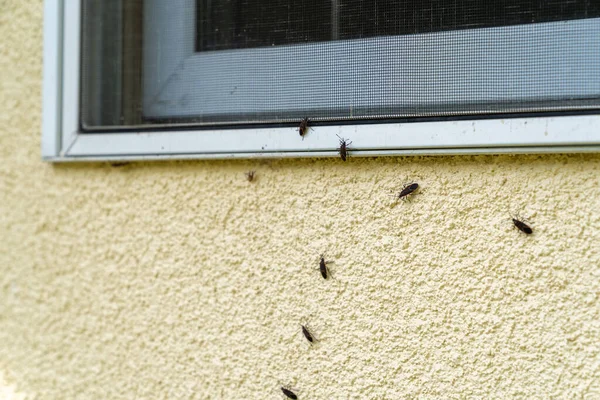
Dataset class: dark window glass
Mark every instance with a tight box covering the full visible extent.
[196,0,600,51]
[196,0,332,51]
[80,0,600,129]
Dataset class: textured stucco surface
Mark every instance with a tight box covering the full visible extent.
[1,2,600,399]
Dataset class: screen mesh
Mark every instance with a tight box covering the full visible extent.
[80,0,600,129]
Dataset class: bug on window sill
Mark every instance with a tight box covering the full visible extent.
[336,134,352,161]
[298,118,311,140]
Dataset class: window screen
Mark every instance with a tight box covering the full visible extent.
[80,0,600,129]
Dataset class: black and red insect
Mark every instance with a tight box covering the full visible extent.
[298,118,310,140]
[281,387,298,400]
[512,216,533,235]
[397,182,419,200]
[245,170,256,182]
[336,134,352,161]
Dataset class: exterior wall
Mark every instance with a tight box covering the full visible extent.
[1,2,599,399]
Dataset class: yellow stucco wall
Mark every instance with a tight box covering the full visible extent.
[1,2,600,399]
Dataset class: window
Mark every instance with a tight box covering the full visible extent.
[42,0,600,160]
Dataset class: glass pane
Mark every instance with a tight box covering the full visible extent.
[196,0,332,51]
[80,0,600,129]
[80,0,143,127]
[338,0,600,38]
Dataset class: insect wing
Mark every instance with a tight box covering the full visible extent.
[319,258,328,279]
[281,387,298,399]
[513,218,533,234]
[301,325,314,343]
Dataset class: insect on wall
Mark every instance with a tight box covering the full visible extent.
[245,170,256,182]
[511,214,533,234]
[318,254,333,279]
[396,182,419,201]
[301,324,317,344]
[281,386,298,399]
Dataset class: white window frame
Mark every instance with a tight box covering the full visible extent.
[42,0,600,161]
